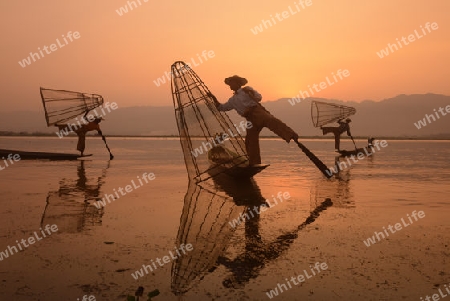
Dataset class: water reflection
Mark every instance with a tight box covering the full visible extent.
[171,172,338,296]
[170,177,246,296]
[40,160,109,233]
[312,158,354,208]
[218,185,333,289]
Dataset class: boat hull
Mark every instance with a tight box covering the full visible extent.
[0,149,91,160]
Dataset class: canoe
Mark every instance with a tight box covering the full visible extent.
[337,147,372,157]
[0,149,91,160]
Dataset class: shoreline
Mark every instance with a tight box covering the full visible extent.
[1,133,449,140]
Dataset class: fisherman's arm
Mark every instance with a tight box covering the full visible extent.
[207,92,233,111]
[216,100,234,112]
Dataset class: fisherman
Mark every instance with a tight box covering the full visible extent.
[368,137,375,148]
[209,75,299,166]
[56,116,104,156]
[321,118,353,151]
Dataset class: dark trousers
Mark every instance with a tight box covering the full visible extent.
[244,106,297,165]
[322,127,343,150]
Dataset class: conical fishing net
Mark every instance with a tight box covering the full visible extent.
[171,61,249,182]
[40,87,104,126]
[311,100,356,127]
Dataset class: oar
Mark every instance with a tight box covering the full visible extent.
[295,141,332,178]
[99,131,114,160]
[350,135,357,150]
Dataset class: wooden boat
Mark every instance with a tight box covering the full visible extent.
[337,138,376,157]
[223,163,269,178]
[207,145,269,178]
[337,147,371,157]
[0,149,91,160]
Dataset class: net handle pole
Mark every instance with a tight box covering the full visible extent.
[40,87,51,126]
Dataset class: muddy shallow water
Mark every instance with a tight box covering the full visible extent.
[0,137,449,300]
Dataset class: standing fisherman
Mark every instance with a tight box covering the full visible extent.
[321,118,353,151]
[56,116,104,156]
[210,75,299,166]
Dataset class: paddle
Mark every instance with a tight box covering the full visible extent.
[295,141,332,178]
[99,131,114,160]
[350,135,357,150]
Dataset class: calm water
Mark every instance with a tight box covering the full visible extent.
[0,137,449,300]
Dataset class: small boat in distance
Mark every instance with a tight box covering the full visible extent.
[336,138,375,157]
[0,149,92,160]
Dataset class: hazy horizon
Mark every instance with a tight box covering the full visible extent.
[2,94,449,138]
[2,92,448,113]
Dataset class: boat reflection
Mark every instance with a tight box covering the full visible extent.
[40,160,109,233]
[171,173,335,296]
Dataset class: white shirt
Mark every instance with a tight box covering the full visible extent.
[217,87,262,117]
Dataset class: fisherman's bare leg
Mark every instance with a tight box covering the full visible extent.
[334,133,341,150]
[245,125,262,165]
[77,132,86,156]
[257,107,297,142]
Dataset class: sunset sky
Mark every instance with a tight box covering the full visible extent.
[1,0,449,111]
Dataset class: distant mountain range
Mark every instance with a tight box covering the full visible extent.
[1,94,449,138]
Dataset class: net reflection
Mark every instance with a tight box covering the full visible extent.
[40,160,109,233]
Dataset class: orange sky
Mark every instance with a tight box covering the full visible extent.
[1,0,449,111]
